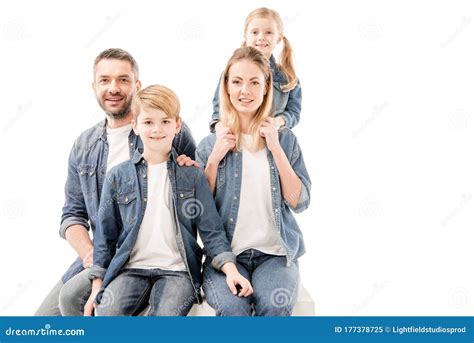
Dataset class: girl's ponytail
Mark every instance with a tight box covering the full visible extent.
[279,36,298,92]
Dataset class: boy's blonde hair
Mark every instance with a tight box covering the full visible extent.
[131,84,181,120]
[219,47,273,152]
[243,7,298,92]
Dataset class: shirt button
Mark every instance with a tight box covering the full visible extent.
[130,142,134,146]
[275,209,279,213]
[142,160,145,164]
[229,218,234,222]
[271,166,275,169]
[233,196,237,200]
[142,174,147,178]
[89,172,94,176]
[272,187,276,191]
[180,193,184,198]
[144,198,147,202]
[125,197,129,202]
[234,173,238,177]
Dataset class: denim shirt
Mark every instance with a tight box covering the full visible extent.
[210,55,302,131]
[195,128,311,265]
[89,149,235,304]
[60,120,196,283]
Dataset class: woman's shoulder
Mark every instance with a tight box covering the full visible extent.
[197,133,217,150]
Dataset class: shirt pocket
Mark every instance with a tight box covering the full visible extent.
[116,189,138,228]
[78,165,98,196]
[272,82,290,115]
[177,188,201,220]
[216,157,226,190]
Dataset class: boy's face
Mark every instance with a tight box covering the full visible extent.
[93,58,140,120]
[132,107,181,155]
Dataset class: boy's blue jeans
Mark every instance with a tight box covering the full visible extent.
[202,249,300,316]
[95,268,195,316]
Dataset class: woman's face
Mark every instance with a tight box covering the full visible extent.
[226,59,266,118]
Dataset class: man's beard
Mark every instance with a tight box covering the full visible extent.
[105,101,131,120]
[98,97,132,120]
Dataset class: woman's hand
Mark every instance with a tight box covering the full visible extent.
[209,126,236,165]
[221,262,253,297]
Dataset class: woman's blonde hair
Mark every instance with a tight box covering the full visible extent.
[243,7,297,92]
[219,47,273,151]
[131,84,180,121]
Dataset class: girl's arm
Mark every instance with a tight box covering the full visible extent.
[279,82,302,129]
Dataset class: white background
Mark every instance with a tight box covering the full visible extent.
[0,0,473,315]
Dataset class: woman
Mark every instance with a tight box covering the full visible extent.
[196,47,311,316]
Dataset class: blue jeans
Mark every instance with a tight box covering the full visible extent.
[95,268,196,316]
[203,249,300,316]
[59,268,91,316]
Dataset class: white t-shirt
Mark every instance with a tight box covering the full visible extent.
[106,124,132,172]
[231,134,286,256]
[126,162,186,271]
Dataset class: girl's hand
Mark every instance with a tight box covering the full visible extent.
[209,126,236,165]
[259,117,281,153]
[215,121,230,137]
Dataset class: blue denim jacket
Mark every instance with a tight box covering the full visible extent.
[196,128,311,265]
[89,149,235,304]
[210,55,302,131]
[60,120,196,283]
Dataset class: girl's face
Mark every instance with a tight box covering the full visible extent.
[226,59,266,118]
[132,107,181,156]
[244,17,282,58]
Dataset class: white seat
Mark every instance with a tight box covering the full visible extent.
[138,284,314,316]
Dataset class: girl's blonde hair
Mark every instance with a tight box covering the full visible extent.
[219,47,273,152]
[243,7,297,92]
[131,84,181,121]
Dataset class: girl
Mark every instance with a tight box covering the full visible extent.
[197,47,311,316]
[210,7,302,133]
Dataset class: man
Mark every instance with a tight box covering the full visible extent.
[35,48,197,316]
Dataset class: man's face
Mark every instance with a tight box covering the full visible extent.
[93,59,140,120]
